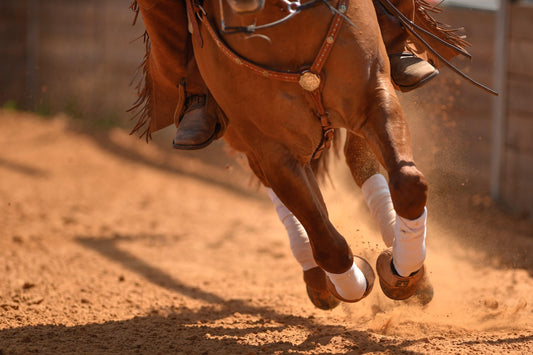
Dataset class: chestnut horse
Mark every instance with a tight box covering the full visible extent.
[189,0,429,307]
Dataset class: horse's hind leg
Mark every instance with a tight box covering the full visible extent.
[359,84,429,300]
[344,132,396,247]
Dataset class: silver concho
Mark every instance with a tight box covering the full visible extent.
[299,72,321,91]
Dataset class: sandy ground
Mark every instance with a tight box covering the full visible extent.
[0,109,532,354]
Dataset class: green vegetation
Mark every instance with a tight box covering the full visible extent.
[2,97,128,132]
[2,100,19,111]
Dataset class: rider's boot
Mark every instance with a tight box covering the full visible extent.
[131,0,220,147]
[374,0,439,92]
[173,94,219,150]
[173,40,219,150]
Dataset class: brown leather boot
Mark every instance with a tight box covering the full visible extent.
[374,0,439,92]
[389,53,439,92]
[173,95,219,150]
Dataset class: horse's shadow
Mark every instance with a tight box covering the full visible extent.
[79,124,262,202]
[2,234,532,353]
[0,156,49,178]
[0,234,431,354]
[0,311,428,355]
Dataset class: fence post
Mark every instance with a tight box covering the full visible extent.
[490,0,509,201]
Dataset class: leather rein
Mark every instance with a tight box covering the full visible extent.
[219,0,326,35]
[186,0,349,160]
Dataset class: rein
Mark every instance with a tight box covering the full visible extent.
[189,0,349,159]
[219,0,325,34]
[377,0,497,96]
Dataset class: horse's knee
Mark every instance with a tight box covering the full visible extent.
[389,164,428,219]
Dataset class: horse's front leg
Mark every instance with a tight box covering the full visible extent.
[358,80,431,301]
[264,186,340,310]
[251,142,374,303]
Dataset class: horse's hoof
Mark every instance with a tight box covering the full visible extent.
[376,248,425,301]
[325,256,375,303]
[303,267,340,310]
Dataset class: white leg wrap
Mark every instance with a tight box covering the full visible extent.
[266,188,318,271]
[361,174,396,247]
[325,262,367,300]
[392,208,427,277]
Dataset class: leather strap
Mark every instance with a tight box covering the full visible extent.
[377,0,497,96]
[193,0,349,159]
[186,0,203,47]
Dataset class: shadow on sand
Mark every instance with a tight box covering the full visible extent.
[0,234,442,355]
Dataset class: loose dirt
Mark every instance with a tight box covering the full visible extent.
[1,110,531,354]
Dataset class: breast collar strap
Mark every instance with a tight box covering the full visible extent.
[189,0,349,160]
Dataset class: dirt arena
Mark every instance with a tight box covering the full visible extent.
[0,107,532,354]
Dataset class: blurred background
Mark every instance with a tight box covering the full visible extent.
[0,0,532,220]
